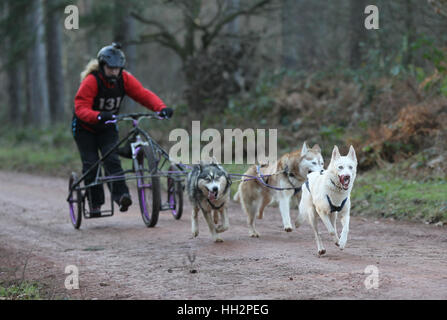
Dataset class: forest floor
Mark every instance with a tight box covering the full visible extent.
[1,170,446,300]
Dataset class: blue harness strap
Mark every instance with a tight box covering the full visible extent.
[326,195,348,213]
[255,164,301,195]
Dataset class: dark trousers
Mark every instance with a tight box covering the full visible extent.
[73,123,129,207]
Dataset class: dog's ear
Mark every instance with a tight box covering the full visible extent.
[331,145,340,161]
[348,145,357,163]
[312,144,321,153]
[211,156,221,165]
[301,141,308,156]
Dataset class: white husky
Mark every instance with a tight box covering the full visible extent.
[296,145,357,255]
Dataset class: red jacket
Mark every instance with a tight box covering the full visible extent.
[74,70,166,124]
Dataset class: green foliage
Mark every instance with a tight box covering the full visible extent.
[411,35,447,96]
[0,125,79,176]
[352,170,447,224]
[228,70,292,120]
[319,125,345,145]
[0,281,42,300]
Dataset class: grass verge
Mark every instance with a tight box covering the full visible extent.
[0,281,42,300]
[352,169,447,224]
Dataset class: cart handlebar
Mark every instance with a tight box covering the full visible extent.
[105,112,166,124]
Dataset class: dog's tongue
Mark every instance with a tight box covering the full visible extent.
[339,175,350,189]
[208,191,216,201]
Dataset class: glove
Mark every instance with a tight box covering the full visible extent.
[97,111,115,123]
[159,107,173,119]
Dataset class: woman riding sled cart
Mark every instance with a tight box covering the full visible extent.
[70,43,176,224]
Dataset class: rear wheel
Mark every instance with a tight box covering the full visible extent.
[167,165,184,220]
[68,172,83,229]
[136,146,161,227]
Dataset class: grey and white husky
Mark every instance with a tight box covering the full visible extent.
[187,161,232,242]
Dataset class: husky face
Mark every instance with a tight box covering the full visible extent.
[298,142,324,179]
[282,142,324,186]
[197,165,228,201]
[328,145,357,190]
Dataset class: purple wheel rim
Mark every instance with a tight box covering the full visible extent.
[69,197,77,225]
[168,178,177,216]
[169,193,176,215]
[139,178,150,220]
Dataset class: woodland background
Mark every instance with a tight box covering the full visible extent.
[0,0,446,224]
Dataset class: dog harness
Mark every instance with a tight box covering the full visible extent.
[256,165,301,195]
[326,195,348,213]
[304,171,347,213]
[206,199,225,210]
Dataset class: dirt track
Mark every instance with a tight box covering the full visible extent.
[0,170,446,300]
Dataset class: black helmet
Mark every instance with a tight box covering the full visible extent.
[97,42,126,68]
[97,43,125,84]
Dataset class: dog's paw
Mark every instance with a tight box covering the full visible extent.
[249,230,260,238]
[192,230,199,238]
[284,227,293,232]
[318,249,326,256]
[216,225,229,233]
[214,237,224,243]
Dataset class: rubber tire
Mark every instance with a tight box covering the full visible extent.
[68,172,83,229]
[137,145,161,228]
[168,165,184,220]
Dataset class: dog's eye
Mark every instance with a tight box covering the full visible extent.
[289,173,295,177]
[349,166,353,170]
[338,166,344,170]
[312,162,317,165]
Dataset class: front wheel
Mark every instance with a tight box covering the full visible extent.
[68,172,83,229]
[136,146,161,227]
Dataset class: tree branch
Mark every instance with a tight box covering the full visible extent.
[130,11,187,60]
[203,0,273,49]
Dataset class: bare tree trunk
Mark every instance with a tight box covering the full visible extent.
[7,64,22,125]
[45,0,66,123]
[26,0,50,127]
[114,0,137,111]
[281,0,299,69]
[349,0,367,69]
[227,0,241,49]
[3,1,23,125]
[80,0,96,56]
[281,0,316,70]
[403,0,415,66]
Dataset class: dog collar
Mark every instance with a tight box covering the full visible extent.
[326,195,348,213]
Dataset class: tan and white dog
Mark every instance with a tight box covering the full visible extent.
[234,142,324,237]
[296,145,357,255]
